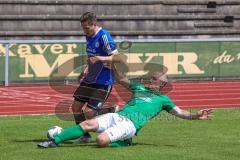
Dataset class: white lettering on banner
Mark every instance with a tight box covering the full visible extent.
[18,44,33,55]
[159,52,204,74]
[0,44,16,56]
[0,44,5,56]
[0,43,207,77]
[126,52,204,75]
[213,51,235,64]
[65,44,77,54]
[20,54,79,78]
[237,53,240,60]
[0,44,78,56]
[51,44,63,54]
[126,53,158,63]
[125,53,158,76]
[34,44,50,54]
[19,52,204,78]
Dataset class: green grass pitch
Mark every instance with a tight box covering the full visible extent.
[1,109,240,160]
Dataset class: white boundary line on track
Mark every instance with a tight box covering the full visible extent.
[173,97,240,102]
[2,86,240,97]
[173,85,240,89]
[3,81,240,88]
[181,103,240,107]
[169,92,240,97]
[0,100,59,104]
[172,81,240,84]
[0,88,72,99]
[1,81,240,115]
[170,88,240,92]
[117,92,240,98]
[0,104,57,108]
[1,105,240,117]
[101,88,240,92]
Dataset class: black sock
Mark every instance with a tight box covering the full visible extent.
[97,107,115,115]
[83,132,91,137]
[73,111,86,125]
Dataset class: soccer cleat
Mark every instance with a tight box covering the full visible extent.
[124,138,132,146]
[77,136,92,143]
[74,133,92,143]
[110,138,132,147]
[37,140,57,148]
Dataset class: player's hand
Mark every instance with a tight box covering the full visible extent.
[197,109,214,120]
[78,73,85,83]
[103,62,112,69]
[89,56,104,64]
[77,68,88,83]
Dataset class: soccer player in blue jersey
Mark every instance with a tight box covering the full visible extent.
[71,12,123,142]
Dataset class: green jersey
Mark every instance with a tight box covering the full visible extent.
[117,81,175,133]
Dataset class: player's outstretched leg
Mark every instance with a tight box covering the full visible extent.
[38,119,98,148]
[76,105,119,143]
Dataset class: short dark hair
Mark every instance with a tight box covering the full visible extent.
[80,12,97,25]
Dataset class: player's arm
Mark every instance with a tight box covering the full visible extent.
[89,52,127,63]
[112,64,130,88]
[89,33,127,63]
[169,106,213,120]
[78,65,88,83]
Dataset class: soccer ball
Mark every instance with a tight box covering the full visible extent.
[47,126,63,140]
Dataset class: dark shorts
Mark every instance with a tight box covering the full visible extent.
[73,82,112,110]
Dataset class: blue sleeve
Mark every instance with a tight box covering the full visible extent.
[100,32,117,55]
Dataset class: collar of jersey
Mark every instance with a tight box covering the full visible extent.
[91,27,102,38]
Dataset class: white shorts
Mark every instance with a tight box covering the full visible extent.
[96,113,136,142]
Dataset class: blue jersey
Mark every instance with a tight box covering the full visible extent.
[84,27,117,85]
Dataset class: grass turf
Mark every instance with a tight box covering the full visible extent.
[0,108,240,160]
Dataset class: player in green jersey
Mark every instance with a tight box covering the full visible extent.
[38,65,213,148]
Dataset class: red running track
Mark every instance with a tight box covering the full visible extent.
[0,81,240,115]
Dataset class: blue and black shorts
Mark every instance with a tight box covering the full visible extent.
[73,81,112,110]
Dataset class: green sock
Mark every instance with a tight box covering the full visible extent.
[53,125,85,144]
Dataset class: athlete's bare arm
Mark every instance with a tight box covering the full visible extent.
[89,52,127,63]
[169,106,213,120]
[111,64,130,88]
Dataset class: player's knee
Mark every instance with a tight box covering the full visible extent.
[83,107,96,119]
[96,135,110,147]
[80,119,98,132]
[84,112,94,119]
[71,101,83,113]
